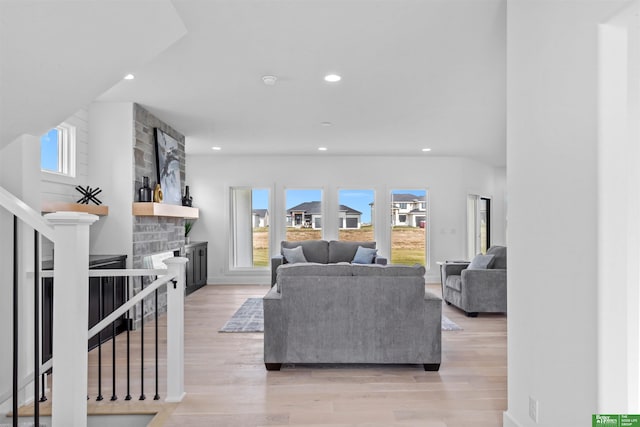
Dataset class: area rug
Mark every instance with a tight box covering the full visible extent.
[219,298,463,332]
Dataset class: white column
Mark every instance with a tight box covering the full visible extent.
[45,212,98,427]
[163,257,188,402]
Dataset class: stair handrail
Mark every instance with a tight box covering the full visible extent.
[0,185,54,241]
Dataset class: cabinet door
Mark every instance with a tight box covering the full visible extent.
[185,247,195,289]
[196,245,208,286]
[193,246,202,286]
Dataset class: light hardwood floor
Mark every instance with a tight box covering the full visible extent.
[30,284,507,427]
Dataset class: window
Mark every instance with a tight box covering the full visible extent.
[338,189,374,241]
[230,187,270,268]
[391,189,427,266]
[285,189,322,241]
[40,123,76,177]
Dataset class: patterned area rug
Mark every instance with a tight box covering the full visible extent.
[219,298,463,332]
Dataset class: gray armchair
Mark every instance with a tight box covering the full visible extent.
[441,245,507,317]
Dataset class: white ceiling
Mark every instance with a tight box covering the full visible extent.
[0,0,186,148]
[99,0,506,167]
[1,1,506,167]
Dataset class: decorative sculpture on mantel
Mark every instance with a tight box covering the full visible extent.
[75,186,102,205]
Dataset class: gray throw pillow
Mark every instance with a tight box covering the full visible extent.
[468,253,495,270]
[352,246,377,264]
[282,246,308,264]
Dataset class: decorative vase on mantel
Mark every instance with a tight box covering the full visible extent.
[138,176,152,202]
[182,185,193,207]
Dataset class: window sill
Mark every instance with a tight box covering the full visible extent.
[40,170,78,186]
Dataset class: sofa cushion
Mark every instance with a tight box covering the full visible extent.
[329,240,376,263]
[445,275,462,292]
[282,240,329,264]
[486,246,507,269]
[282,246,308,264]
[352,246,378,264]
[350,264,426,277]
[468,254,495,270]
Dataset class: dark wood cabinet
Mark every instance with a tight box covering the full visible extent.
[42,255,127,363]
[184,241,207,295]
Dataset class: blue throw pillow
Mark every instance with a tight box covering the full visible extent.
[282,246,308,264]
[352,246,377,264]
[468,253,495,270]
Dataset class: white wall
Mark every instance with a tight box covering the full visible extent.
[505,1,626,426]
[187,154,504,284]
[598,1,640,414]
[88,102,134,266]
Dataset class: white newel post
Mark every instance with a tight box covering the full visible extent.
[163,257,188,403]
[45,212,98,427]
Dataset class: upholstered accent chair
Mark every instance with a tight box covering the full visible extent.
[441,245,507,317]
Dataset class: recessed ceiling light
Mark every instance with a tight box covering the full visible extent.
[321,122,332,127]
[124,74,135,80]
[318,147,328,151]
[212,146,222,151]
[422,148,432,152]
[324,74,341,83]
[262,75,277,85]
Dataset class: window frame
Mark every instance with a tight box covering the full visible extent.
[40,122,77,183]
[229,186,271,270]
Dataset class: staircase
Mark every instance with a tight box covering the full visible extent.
[0,185,187,427]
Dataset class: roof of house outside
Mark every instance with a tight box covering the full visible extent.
[252,209,268,217]
[392,193,425,202]
[286,201,361,215]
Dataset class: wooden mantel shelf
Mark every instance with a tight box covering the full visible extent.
[42,202,109,216]
[132,202,199,219]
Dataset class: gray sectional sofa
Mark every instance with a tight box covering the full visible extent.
[271,239,387,286]
[264,262,442,371]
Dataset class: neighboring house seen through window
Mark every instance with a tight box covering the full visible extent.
[390,189,427,266]
[338,189,374,242]
[285,189,323,241]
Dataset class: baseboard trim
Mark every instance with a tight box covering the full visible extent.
[503,411,523,427]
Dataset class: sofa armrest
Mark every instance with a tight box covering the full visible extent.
[374,256,387,265]
[263,286,284,363]
[271,255,284,286]
[442,262,469,277]
[460,269,507,312]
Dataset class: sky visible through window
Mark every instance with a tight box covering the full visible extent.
[339,190,373,224]
[41,128,59,171]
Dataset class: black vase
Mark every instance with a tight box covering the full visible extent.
[138,176,152,202]
[182,185,193,207]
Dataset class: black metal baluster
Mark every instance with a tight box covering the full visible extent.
[13,215,18,427]
[139,279,146,400]
[125,276,132,401]
[39,373,47,402]
[33,230,40,427]
[111,277,117,401]
[96,277,104,401]
[154,289,159,400]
